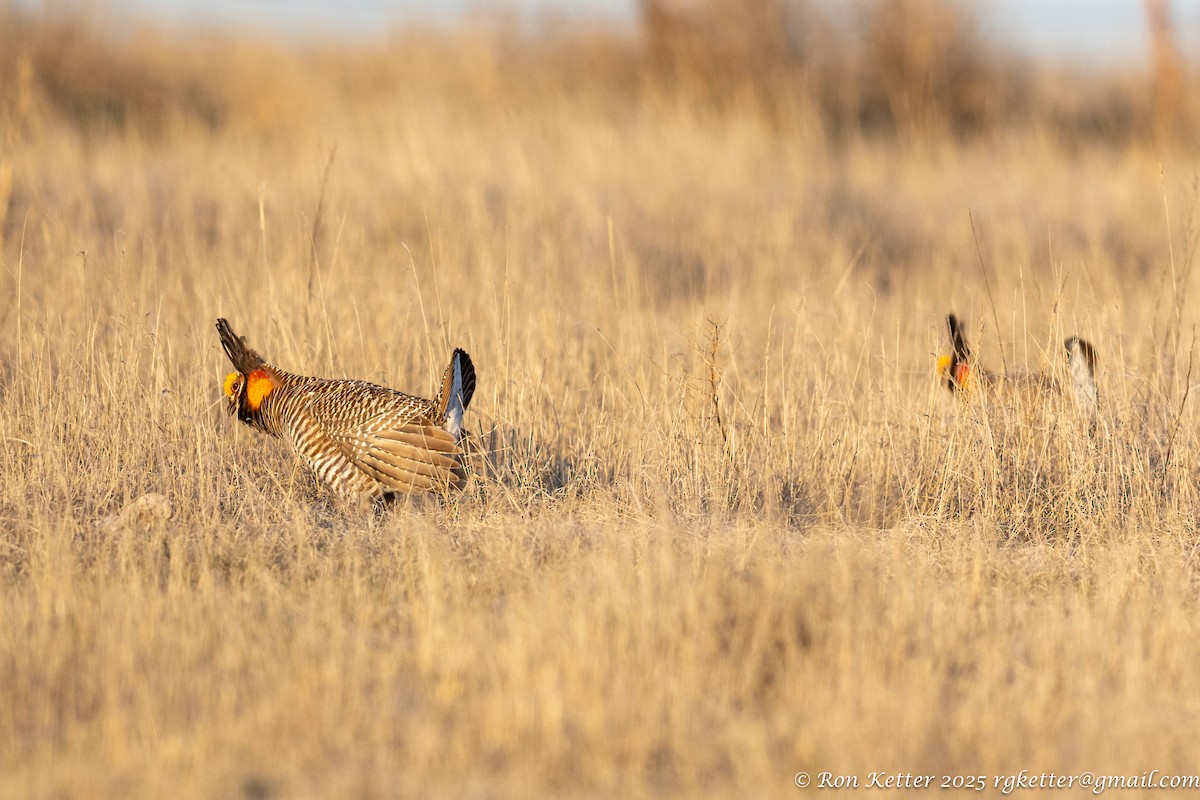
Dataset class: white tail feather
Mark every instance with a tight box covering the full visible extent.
[1066,337,1098,412]
[443,354,465,438]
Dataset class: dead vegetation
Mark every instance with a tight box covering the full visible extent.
[1,2,1199,797]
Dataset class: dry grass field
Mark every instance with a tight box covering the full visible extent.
[2,2,1200,797]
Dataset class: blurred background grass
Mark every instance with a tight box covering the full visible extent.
[1,1,1200,797]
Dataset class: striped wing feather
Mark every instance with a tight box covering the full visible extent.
[355,424,466,492]
[287,421,381,497]
[304,381,466,495]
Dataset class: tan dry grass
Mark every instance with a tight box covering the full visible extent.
[1,6,1200,798]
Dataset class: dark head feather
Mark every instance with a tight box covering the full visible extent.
[216,318,266,374]
[943,313,972,391]
[948,314,971,361]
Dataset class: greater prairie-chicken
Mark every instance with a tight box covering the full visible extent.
[936,313,1098,411]
[217,318,476,500]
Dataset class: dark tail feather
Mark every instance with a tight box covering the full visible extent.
[948,313,971,361]
[216,318,266,374]
[943,313,971,391]
[436,348,476,438]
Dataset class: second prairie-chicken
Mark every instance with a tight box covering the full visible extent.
[936,313,1098,411]
[218,318,476,500]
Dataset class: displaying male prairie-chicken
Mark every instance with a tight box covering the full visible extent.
[936,313,1098,411]
[217,318,476,500]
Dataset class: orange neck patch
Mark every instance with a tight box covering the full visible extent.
[245,369,276,410]
[952,363,972,391]
[936,355,973,392]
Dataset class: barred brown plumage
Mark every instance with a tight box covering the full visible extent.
[217,318,476,500]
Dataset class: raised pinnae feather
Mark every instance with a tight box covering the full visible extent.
[216,318,267,374]
[943,313,972,392]
[947,313,971,362]
[942,313,999,393]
